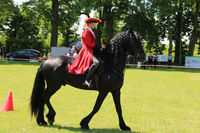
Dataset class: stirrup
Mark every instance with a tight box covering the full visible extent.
[83,80,92,88]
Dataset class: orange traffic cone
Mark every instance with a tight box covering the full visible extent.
[0,92,14,111]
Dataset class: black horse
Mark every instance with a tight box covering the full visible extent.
[30,29,145,131]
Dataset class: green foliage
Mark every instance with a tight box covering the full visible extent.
[58,0,81,46]
[0,0,15,47]
[4,8,44,52]
[0,0,199,59]
[0,0,15,24]
[122,0,166,54]
[0,0,82,53]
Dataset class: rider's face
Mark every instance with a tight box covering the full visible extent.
[88,23,96,29]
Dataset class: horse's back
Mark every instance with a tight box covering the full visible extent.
[41,56,69,83]
[40,56,92,89]
[43,55,69,67]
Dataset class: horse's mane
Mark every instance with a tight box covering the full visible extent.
[97,29,141,72]
[109,30,130,56]
[109,30,141,56]
[99,30,132,71]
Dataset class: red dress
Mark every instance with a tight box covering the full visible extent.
[68,27,96,74]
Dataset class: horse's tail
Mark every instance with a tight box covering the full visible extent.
[30,62,45,117]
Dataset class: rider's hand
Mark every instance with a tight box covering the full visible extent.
[102,45,106,49]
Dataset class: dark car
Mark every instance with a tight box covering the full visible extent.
[6,49,42,60]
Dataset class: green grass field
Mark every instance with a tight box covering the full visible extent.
[0,60,200,133]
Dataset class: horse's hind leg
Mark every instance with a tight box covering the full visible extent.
[80,91,108,129]
[42,81,62,126]
[37,100,47,126]
[111,89,131,131]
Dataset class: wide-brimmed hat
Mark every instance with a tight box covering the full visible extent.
[84,18,102,23]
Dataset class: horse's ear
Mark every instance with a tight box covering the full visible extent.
[128,29,135,39]
[128,29,133,34]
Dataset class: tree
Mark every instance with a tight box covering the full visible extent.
[50,0,59,47]
[0,0,15,25]
[78,0,131,44]
[174,1,183,65]
[151,0,176,56]
[20,0,81,48]
[0,0,15,47]
[188,1,199,56]
[58,0,81,46]
[122,0,166,54]
[150,0,199,64]
[5,8,42,52]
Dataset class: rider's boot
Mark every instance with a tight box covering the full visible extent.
[83,64,97,88]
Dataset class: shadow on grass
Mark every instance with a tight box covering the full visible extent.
[45,124,141,133]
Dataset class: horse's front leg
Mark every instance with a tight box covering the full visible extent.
[80,91,108,130]
[111,89,131,131]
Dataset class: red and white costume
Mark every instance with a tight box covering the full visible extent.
[68,18,101,74]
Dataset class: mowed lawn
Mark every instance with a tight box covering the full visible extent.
[0,60,200,133]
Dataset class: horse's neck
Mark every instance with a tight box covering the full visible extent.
[112,55,127,74]
[102,44,127,74]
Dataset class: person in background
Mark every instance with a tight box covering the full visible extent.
[126,55,131,68]
[148,54,153,68]
[71,45,77,56]
[153,55,158,69]
[1,46,6,58]
[168,55,173,68]
[141,59,146,69]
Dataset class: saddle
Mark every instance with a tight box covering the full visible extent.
[66,55,105,89]
[67,56,76,65]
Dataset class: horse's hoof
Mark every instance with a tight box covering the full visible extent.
[48,120,54,126]
[81,125,90,130]
[80,121,90,130]
[37,121,48,126]
[120,125,131,131]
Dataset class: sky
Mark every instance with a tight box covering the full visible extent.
[13,0,28,5]
[75,15,88,35]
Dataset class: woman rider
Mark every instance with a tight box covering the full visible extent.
[68,17,102,88]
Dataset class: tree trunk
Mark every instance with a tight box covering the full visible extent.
[167,16,173,56]
[50,0,59,48]
[96,10,103,46]
[174,2,183,65]
[94,10,104,56]
[188,1,199,56]
[103,4,114,41]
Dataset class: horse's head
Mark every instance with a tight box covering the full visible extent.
[126,30,146,61]
[109,30,145,61]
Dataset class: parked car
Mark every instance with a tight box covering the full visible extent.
[6,49,42,60]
